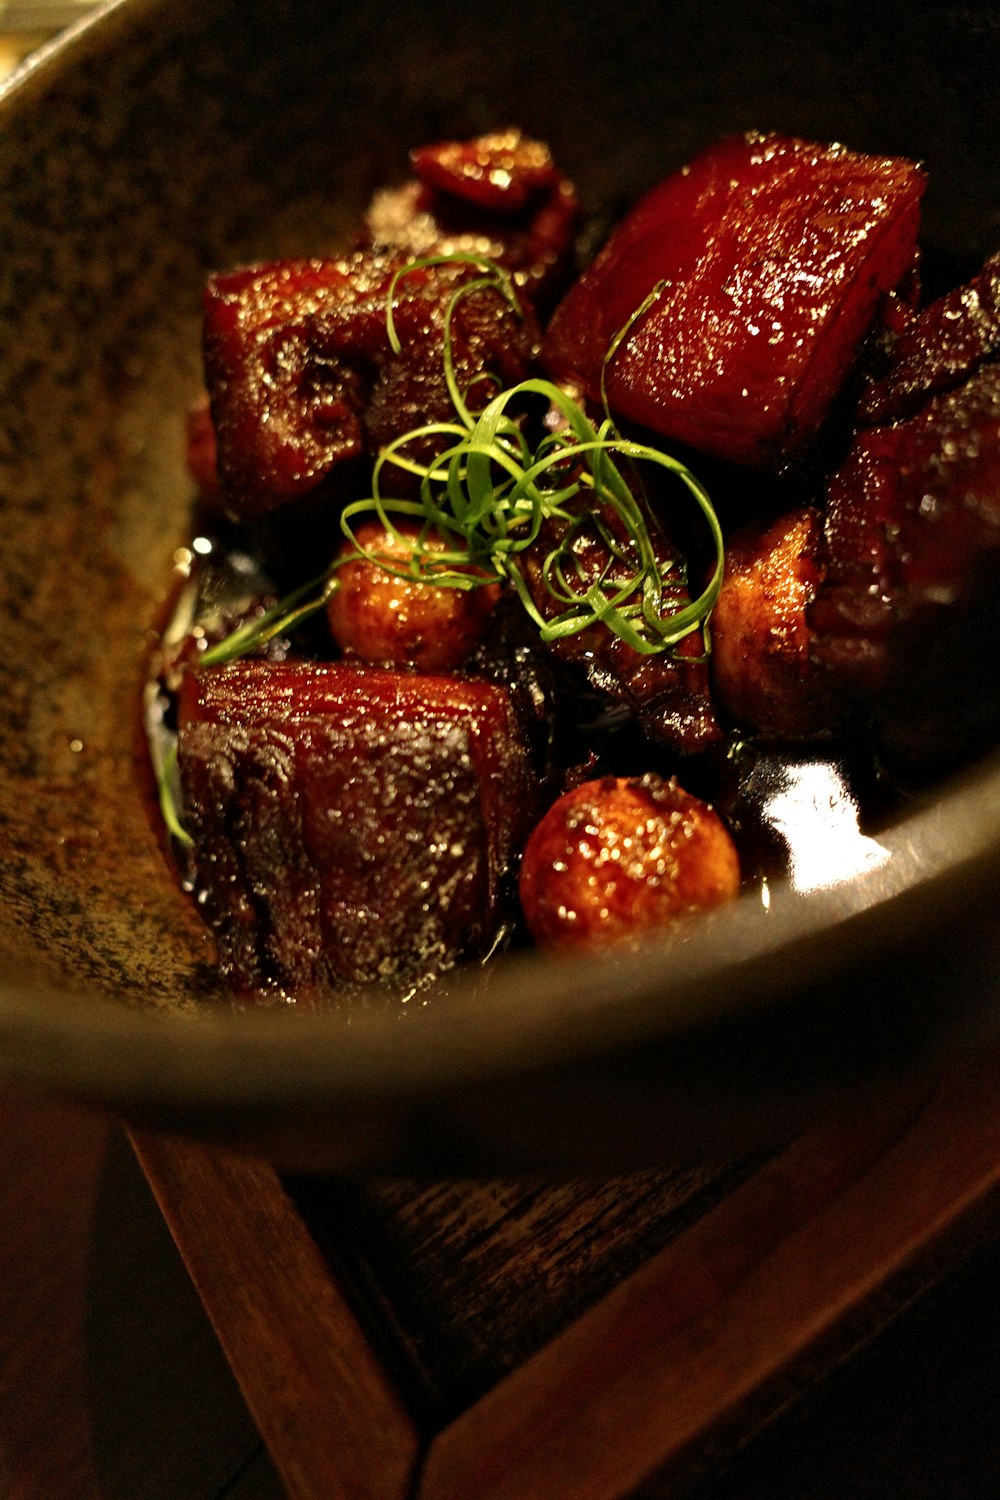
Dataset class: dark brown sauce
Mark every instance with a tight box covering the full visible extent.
[142,515,923,1011]
[141,130,992,1008]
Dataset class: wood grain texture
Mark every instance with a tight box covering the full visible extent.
[288,1154,773,1423]
[3,1078,997,1500]
[128,1130,421,1500]
[122,1043,1000,1500]
[668,1237,1000,1500]
[415,1047,1000,1500]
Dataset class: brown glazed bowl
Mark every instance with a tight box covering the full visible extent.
[2,0,1000,1172]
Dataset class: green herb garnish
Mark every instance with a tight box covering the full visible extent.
[198,573,336,668]
[197,256,724,665]
[157,740,193,847]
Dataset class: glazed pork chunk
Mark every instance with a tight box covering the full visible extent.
[710,506,845,740]
[543,131,925,473]
[811,363,1000,771]
[202,254,538,519]
[177,660,538,1002]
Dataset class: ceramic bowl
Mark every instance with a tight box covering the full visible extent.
[2,0,1000,1171]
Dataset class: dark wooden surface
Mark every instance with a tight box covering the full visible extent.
[1,1058,999,1499]
[402,1051,1000,1500]
[129,1132,420,1500]
[287,1151,774,1425]
[0,1089,282,1500]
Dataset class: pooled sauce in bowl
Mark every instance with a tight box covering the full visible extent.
[145,128,1000,1008]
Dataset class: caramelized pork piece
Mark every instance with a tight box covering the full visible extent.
[362,129,580,313]
[519,498,723,753]
[585,628,722,753]
[518,774,741,951]
[542,131,925,472]
[203,256,373,517]
[711,507,847,739]
[177,660,538,1002]
[203,254,537,519]
[811,363,1000,769]
[858,251,1000,425]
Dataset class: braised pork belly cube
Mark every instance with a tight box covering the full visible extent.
[710,507,848,740]
[542,132,925,473]
[858,251,1000,425]
[202,256,375,517]
[202,253,537,519]
[361,129,580,314]
[810,363,1000,770]
[177,660,538,1002]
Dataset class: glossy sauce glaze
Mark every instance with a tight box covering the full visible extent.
[145,128,1000,1008]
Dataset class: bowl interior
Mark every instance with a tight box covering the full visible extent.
[3,0,1000,1167]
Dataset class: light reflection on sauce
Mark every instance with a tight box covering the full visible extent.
[761,758,891,892]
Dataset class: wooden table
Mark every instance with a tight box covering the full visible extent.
[2,1047,1000,1496]
[117,1039,1000,1500]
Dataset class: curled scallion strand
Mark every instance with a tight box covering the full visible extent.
[198,574,338,667]
[347,366,724,654]
[199,255,724,665]
[157,741,194,847]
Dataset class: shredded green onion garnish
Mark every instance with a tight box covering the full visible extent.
[157,741,193,846]
[197,255,724,666]
[199,575,337,668]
